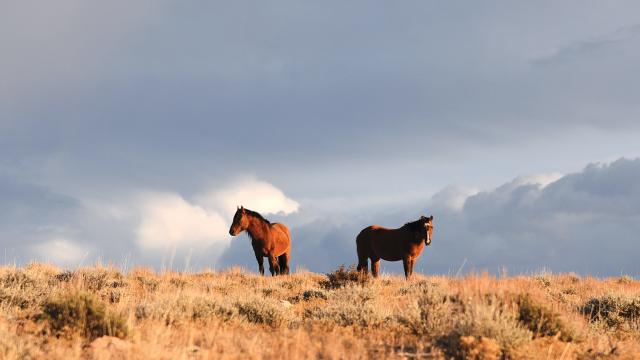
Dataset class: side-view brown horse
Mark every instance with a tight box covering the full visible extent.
[229,206,291,276]
[356,215,434,279]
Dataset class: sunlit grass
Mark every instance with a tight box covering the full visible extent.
[0,263,638,359]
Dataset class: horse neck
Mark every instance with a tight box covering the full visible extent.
[403,226,425,244]
[246,215,269,241]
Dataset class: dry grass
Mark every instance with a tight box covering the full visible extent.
[0,263,638,359]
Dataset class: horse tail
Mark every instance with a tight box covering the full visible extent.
[356,228,371,272]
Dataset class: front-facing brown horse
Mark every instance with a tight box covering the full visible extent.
[229,206,291,276]
[356,215,434,279]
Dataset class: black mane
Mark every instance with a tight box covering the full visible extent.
[244,208,271,225]
[403,218,425,231]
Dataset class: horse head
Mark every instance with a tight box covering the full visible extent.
[229,206,248,236]
[421,215,434,246]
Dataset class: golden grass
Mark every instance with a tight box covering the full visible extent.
[0,263,638,359]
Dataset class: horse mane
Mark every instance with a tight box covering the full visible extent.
[402,218,424,231]
[244,208,271,225]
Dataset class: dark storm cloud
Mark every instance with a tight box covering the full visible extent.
[0,175,80,247]
[455,158,640,275]
[3,1,640,183]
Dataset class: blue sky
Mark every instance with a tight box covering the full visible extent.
[2,1,640,276]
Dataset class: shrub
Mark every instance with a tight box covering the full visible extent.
[517,294,575,341]
[1,270,36,291]
[582,295,640,330]
[235,297,292,328]
[41,292,128,340]
[135,295,237,324]
[0,288,31,309]
[0,270,49,309]
[320,265,370,290]
[414,287,458,335]
[618,275,634,284]
[190,296,237,322]
[80,270,108,291]
[398,280,435,295]
[452,295,532,353]
[289,289,329,303]
[136,276,159,292]
[535,275,551,288]
[302,289,328,301]
[459,336,501,360]
[169,278,187,289]
[53,270,74,283]
[305,286,384,327]
[78,269,126,291]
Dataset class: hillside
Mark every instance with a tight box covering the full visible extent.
[1,263,639,359]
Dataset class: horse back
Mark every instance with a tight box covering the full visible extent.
[270,223,291,254]
[272,223,290,239]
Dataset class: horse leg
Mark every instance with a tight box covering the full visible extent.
[371,258,380,278]
[356,234,370,274]
[268,255,280,276]
[402,257,411,280]
[409,258,416,278]
[357,250,369,274]
[278,252,290,275]
[254,250,265,276]
[357,257,369,275]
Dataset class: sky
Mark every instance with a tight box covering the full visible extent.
[2,1,640,277]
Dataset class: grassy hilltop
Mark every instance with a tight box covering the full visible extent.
[0,263,639,359]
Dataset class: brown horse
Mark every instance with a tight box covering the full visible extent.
[356,215,434,279]
[229,206,291,276]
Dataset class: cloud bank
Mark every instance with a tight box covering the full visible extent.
[216,158,640,276]
[1,158,639,276]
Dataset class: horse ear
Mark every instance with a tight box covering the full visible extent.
[429,215,434,220]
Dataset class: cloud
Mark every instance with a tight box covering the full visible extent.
[31,238,88,267]
[428,186,479,212]
[135,193,228,250]
[198,179,300,217]
[134,179,299,264]
[217,158,640,276]
[0,172,298,268]
[435,158,640,275]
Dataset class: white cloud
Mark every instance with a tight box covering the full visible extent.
[134,180,298,263]
[428,186,479,211]
[511,173,563,189]
[31,238,88,266]
[198,179,300,217]
[136,193,228,250]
